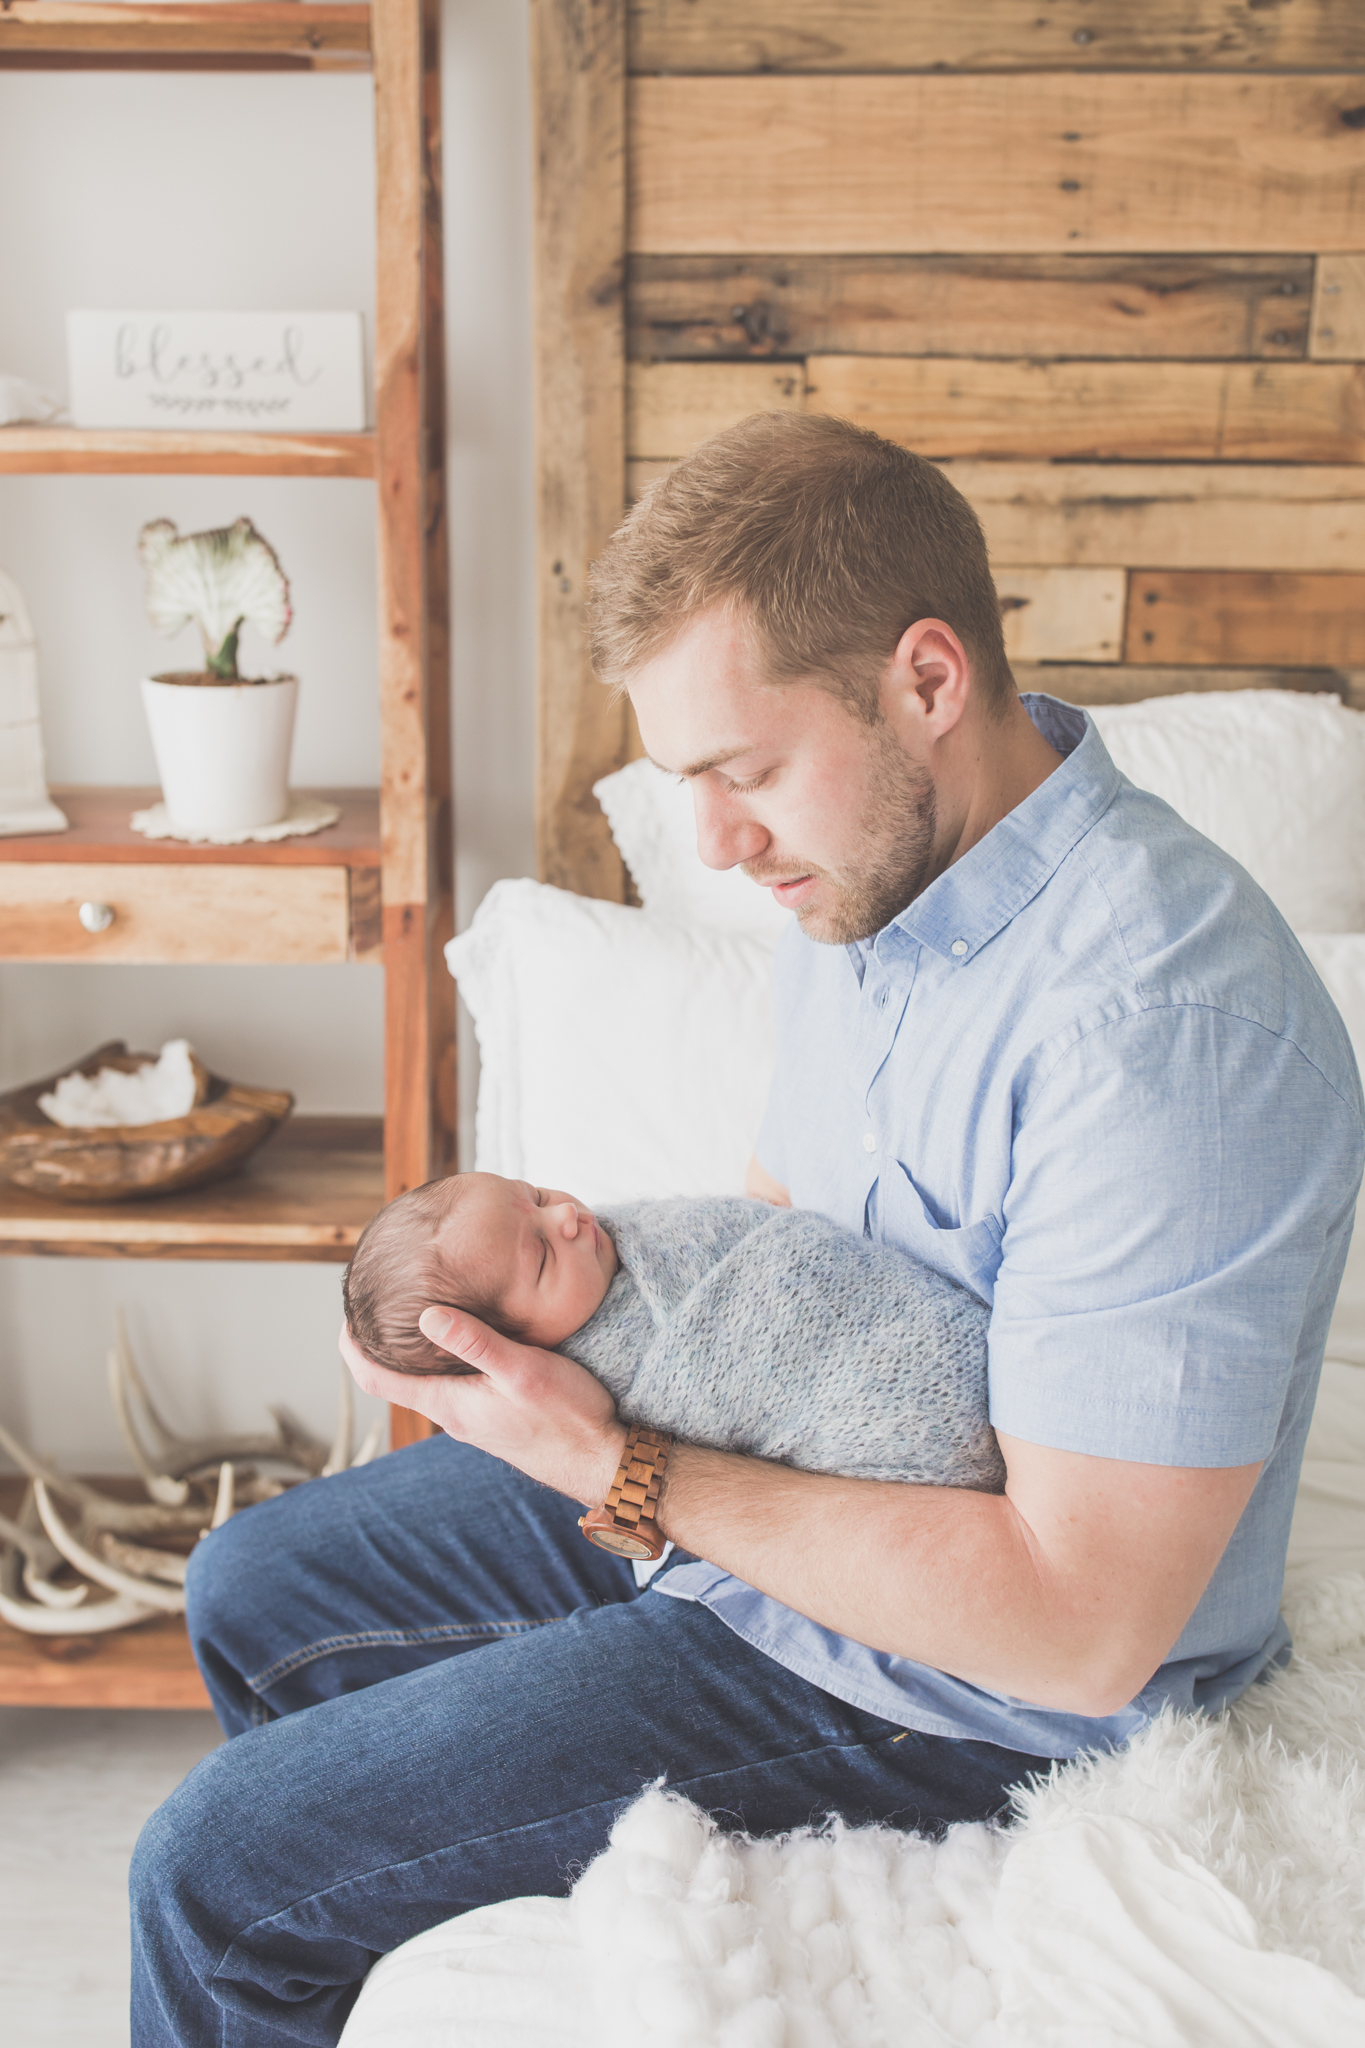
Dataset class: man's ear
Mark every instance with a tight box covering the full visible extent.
[884,619,971,740]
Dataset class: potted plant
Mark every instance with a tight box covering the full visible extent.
[138,517,295,835]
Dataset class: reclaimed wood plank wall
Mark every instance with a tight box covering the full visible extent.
[537,0,1365,898]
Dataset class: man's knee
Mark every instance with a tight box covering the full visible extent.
[185,1496,303,1731]
[184,1492,274,1646]
[130,1744,231,1952]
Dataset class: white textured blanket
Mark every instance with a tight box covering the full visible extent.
[340,1363,1365,2048]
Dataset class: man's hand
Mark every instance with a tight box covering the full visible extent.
[745,1153,791,1206]
[340,1314,627,1506]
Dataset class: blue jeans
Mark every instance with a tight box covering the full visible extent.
[131,1436,1051,2046]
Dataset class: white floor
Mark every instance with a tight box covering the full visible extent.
[0,1706,222,2048]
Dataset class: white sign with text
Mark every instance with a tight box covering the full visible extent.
[66,311,367,431]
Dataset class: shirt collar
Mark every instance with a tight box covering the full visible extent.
[884,695,1121,966]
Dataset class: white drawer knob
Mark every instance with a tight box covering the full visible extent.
[78,900,116,934]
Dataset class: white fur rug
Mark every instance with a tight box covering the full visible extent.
[343,1569,1365,2048]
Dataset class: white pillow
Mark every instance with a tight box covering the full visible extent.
[593,758,790,938]
[1089,691,1365,933]
[446,880,776,1206]
[1299,934,1365,1367]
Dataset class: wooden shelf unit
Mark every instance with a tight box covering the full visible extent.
[0,1,452,1704]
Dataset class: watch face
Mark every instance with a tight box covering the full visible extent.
[586,1525,651,1560]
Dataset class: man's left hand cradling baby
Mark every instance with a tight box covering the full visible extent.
[339,1312,629,1507]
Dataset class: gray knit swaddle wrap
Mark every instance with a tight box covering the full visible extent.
[560,1196,1004,1493]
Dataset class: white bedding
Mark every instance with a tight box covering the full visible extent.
[341,1362,1365,2048]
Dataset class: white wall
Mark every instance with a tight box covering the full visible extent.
[0,2,537,1469]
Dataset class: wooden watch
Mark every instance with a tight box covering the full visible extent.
[579,1425,673,1561]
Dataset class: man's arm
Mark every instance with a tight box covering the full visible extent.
[745,1152,791,1206]
[341,1315,1260,1721]
[653,1432,1260,1718]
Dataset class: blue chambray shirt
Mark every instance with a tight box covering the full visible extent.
[655,697,1364,1757]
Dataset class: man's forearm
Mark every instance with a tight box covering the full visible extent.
[657,1438,1259,1719]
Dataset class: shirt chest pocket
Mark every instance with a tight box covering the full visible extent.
[876,1162,1004,1306]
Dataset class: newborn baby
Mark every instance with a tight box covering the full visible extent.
[343,1173,1004,1493]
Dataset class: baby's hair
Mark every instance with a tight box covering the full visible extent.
[342,1175,530,1376]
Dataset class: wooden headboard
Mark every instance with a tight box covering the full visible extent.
[531,0,1365,901]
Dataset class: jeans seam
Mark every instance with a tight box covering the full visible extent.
[249,1618,562,1697]
[202,1732,1035,2000]
[215,1722,933,1964]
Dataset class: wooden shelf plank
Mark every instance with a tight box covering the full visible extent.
[0,1611,210,1707]
[941,463,1365,575]
[0,3,370,70]
[803,359,1365,465]
[630,75,1365,257]
[0,787,380,868]
[1017,662,1365,712]
[1126,570,1365,669]
[629,357,1365,467]
[0,1115,383,1260]
[0,429,375,477]
[628,255,1314,365]
[629,0,1365,75]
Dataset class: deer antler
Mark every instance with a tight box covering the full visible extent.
[0,1325,386,1637]
[0,1418,206,1534]
[0,1531,158,1634]
[0,1497,88,1609]
[90,1530,188,1586]
[210,1461,235,1531]
[352,1419,385,1468]
[321,1368,353,1477]
[106,1318,329,1481]
[34,1483,186,1614]
[109,1314,190,1504]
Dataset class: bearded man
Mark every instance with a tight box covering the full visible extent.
[131,414,1363,2046]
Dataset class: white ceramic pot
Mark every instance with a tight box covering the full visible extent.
[141,675,297,834]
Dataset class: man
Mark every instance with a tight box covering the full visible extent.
[132,414,1362,2045]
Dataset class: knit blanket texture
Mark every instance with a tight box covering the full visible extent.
[560,1196,1003,1492]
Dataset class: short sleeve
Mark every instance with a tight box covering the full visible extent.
[988,1005,1363,1467]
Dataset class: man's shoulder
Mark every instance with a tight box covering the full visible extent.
[1059,785,1358,1106]
[772,780,1359,1115]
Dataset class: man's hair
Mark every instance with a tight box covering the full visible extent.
[342,1176,529,1377]
[587,411,1013,718]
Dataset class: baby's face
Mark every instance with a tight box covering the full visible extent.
[440,1173,619,1346]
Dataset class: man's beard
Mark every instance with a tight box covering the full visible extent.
[743,720,938,945]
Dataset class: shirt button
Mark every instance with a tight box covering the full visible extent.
[877,987,889,1007]
[862,1132,877,1153]
[951,938,969,958]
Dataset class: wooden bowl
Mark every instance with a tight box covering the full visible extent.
[0,1041,294,1202]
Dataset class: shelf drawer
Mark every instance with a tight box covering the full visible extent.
[0,863,357,964]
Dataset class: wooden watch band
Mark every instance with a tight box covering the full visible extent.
[578,1425,673,1561]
